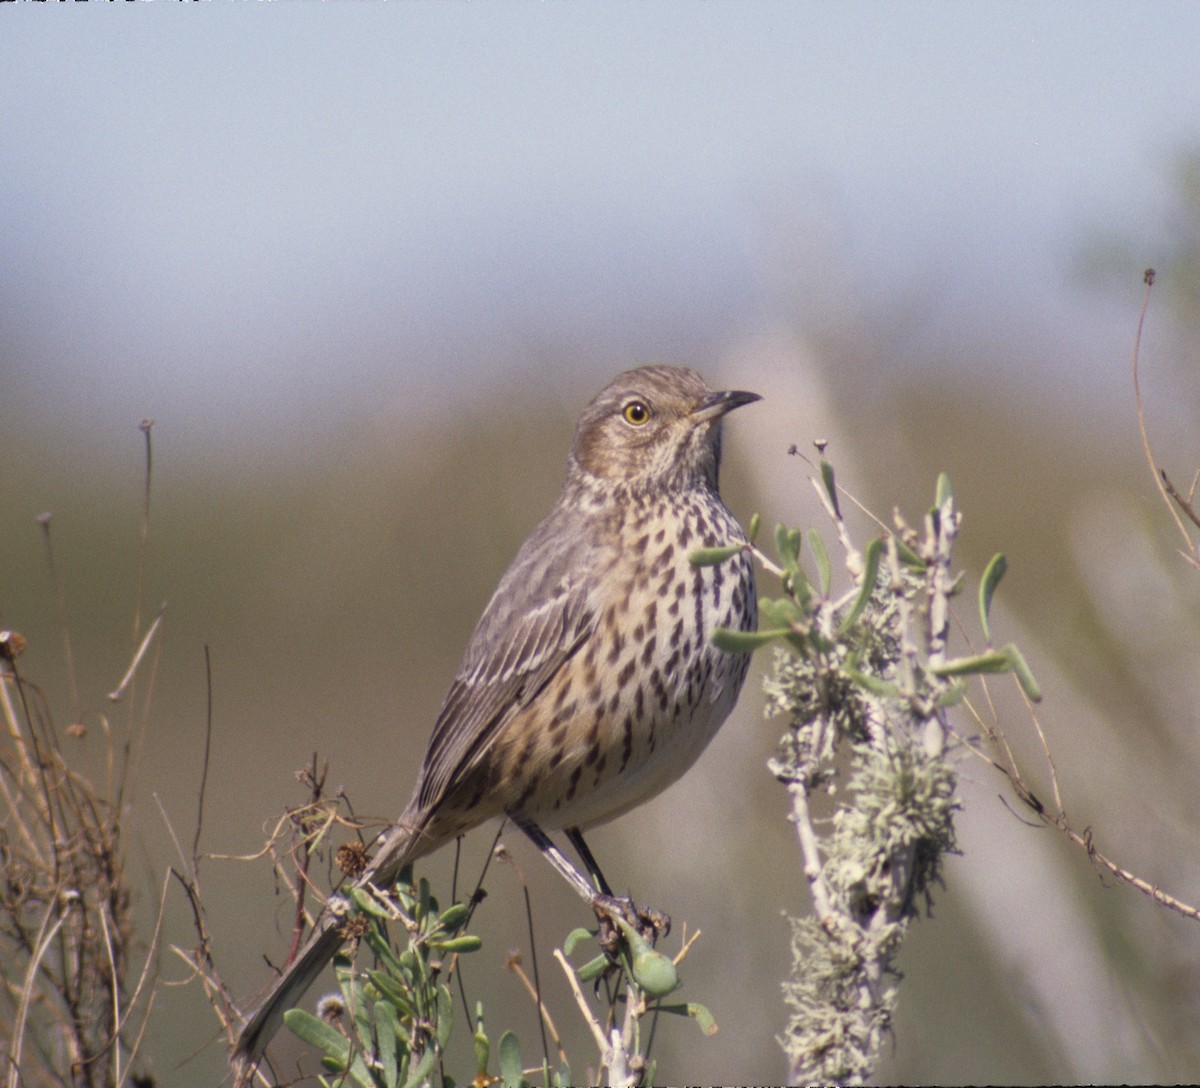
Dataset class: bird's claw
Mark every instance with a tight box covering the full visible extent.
[590,892,671,955]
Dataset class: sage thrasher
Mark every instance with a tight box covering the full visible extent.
[234,364,759,1069]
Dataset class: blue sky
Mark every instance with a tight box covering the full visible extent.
[3,3,1198,458]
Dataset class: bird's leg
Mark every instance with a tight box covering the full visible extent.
[563,826,613,895]
[512,817,600,902]
[511,817,673,961]
[564,826,670,950]
[512,819,669,956]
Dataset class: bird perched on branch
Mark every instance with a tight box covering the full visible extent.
[234,364,759,1071]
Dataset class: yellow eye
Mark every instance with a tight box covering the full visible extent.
[622,400,651,426]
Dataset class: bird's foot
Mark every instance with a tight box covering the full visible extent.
[590,892,671,956]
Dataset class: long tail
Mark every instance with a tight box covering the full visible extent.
[232,822,423,1076]
[232,915,344,1075]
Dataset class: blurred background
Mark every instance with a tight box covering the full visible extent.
[4,4,1200,1084]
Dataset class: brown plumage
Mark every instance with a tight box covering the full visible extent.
[234,365,759,1070]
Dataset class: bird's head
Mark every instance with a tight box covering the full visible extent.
[567,365,760,496]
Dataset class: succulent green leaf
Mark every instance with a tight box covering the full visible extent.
[747,511,761,542]
[284,1008,351,1060]
[631,946,680,997]
[349,885,392,918]
[497,1030,529,1088]
[437,901,470,934]
[936,679,969,707]
[931,650,1012,677]
[367,970,415,1017]
[432,934,483,953]
[688,1002,719,1035]
[333,953,370,1047]
[689,544,743,567]
[403,1042,439,1088]
[775,522,802,568]
[759,596,803,630]
[473,1002,490,1076]
[575,953,610,983]
[365,927,405,977]
[785,564,814,609]
[712,626,790,653]
[436,984,455,1049]
[563,927,595,957]
[1002,642,1042,702]
[807,528,831,595]
[895,537,926,568]
[838,536,883,634]
[374,1001,400,1087]
[979,553,1007,644]
[819,458,840,519]
[935,472,953,507]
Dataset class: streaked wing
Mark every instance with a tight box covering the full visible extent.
[414,510,599,813]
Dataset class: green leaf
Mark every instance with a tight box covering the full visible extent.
[775,522,801,568]
[656,1001,719,1036]
[562,927,595,957]
[437,901,470,934]
[747,511,761,542]
[807,528,831,595]
[575,953,610,983]
[758,596,803,630]
[838,536,883,634]
[712,626,790,653]
[350,885,393,918]
[689,544,743,567]
[931,650,1012,677]
[435,984,455,1049]
[631,948,679,996]
[497,1030,528,1088]
[936,679,969,707]
[894,537,926,568]
[375,1001,400,1087]
[616,918,679,996]
[1002,642,1042,702]
[334,953,371,1047]
[978,553,1007,644]
[284,1008,351,1060]
[431,934,482,953]
[473,1002,490,1077]
[367,970,415,1017]
[819,458,840,519]
[935,472,953,507]
[403,1043,439,1088]
[688,1001,719,1036]
[364,925,406,977]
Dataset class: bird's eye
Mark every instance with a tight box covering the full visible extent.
[622,400,651,426]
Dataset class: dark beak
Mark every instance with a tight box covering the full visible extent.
[692,388,762,423]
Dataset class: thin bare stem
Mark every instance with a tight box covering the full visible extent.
[1131,269,1198,564]
[37,513,81,726]
[193,645,214,862]
[107,603,167,703]
[132,420,154,647]
[505,951,568,1064]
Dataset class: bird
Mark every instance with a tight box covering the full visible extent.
[233,364,760,1070]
